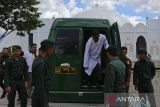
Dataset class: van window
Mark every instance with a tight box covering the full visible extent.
[55,29,79,55]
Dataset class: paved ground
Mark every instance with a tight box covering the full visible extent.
[0,95,103,107]
[0,71,160,107]
[0,89,103,107]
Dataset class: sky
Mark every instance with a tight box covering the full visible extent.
[37,0,160,25]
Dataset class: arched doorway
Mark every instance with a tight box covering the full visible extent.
[136,36,147,55]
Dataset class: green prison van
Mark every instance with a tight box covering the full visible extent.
[47,18,121,103]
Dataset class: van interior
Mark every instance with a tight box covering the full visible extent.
[81,28,110,89]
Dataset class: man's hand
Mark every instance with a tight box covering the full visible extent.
[24,81,28,88]
[5,86,12,93]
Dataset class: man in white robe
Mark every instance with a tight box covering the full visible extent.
[24,43,37,98]
[83,29,108,86]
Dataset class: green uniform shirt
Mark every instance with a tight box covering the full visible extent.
[4,56,28,87]
[0,55,10,75]
[103,57,126,93]
[133,59,155,85]
[120,56,132,82]
[32,56,50,96]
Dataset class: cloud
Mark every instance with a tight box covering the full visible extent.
[38,0,85,18]
[153,16,160,19]
[67,0,77,9]
[81,0,124,10]
[67,0,84,16]
[36,0,157,25]
[79,0,159,25]
[121,14,146,26]
[38,0,70,18]
[38,0,160,18]
[124,0,160,13]
[37,0,126,18]
[70,7,84,16]
[80,0,160,14]
[135,5,151,13]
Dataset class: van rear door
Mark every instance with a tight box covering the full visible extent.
[110,22,121,51]
[51,28,81,91]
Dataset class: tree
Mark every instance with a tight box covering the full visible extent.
[0,0,44,40]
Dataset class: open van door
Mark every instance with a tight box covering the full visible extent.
[110,22,121,52]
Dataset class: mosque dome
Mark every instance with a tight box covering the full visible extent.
[72,6,130,26]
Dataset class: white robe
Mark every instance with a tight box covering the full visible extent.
[83,34,108,76]
[23,51,35,73]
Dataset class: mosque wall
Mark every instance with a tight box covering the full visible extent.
[119,19,160,67]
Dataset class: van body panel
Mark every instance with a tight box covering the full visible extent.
[47,18,121,103]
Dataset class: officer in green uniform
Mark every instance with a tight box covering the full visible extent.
[103,47,126,107]
[32,39,54,107]
[104,46,126,93]
[133,48,156,107]
[4,45,28,107]
[120,47,132,93]
[0,47,10,98]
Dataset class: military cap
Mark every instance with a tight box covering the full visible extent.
[12,45,21,51]
[138,48,147,54]
[40,39,54,47]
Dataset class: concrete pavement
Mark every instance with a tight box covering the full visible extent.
[0,89,103,107]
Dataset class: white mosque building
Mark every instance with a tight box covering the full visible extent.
[119,19,160,67]
[0,6,160,67]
